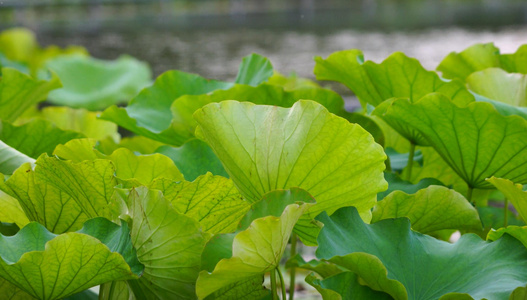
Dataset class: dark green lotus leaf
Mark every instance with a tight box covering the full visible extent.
[477,206,524,237]
[100,69,233,145]
[467,68,527,106]
[194,100,387,222]
[0,141,35,175]
[437,43,501,81]
[0,119,83,158]
[156,139,228,181]
[0,217,142,300]
[149,173,250,234]
[46,55,151,110]
[0,68,61,122]
[123,187,210,300]
[234,53,273,86]
[474,93,527,120]
[196,201,312,299]
[169,83,345,145]
[201,233,237,273]
[339,112,384,147]
[306,272,393,300]
[314,50,472,108]
[373,185,481,233]
[377,93,527,189]
[316,206,527,300]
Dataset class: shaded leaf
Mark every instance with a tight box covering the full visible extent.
[316,207,527,300]
[487,177,527,222]
[306,272,392,300]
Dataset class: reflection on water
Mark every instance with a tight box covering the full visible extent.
[40,26,527,93]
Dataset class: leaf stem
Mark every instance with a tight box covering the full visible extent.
[277,267,287,300]
[289,233,298,300]
[385,155,392,173]
[504,198,509,227]
[467,186,474,205]
[405,143,416,181]
[271,269,278,300]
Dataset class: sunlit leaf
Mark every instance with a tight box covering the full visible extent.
[195,100,387,221]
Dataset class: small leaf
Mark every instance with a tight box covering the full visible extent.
[467,68,527,106]
[373,185,481,233]
[196,201,312,299]
[437,43,501,81]
[0,140,35,175]
[306,272,392,300]
[0,191,29,228]
[234,53,273,86]
[487,177,527,222]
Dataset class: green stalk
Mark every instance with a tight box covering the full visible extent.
[385,155,392,173]
[467,186,474,205]
[289,233,297,300]
[277,267,287,300]
[504,198,509,227]
[405,143,416,181]
[271,269,278,300]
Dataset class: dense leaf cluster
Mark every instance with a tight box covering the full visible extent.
[0,27,527,299]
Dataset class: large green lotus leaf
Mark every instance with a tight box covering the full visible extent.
[0,217,142,300]
[467,68,527,106]
[0,140,35,175]
[100,69,233,145]
[149,173,250,234]
[306,272,392,300]
[234,53,273,86]
[0,68,61,122]
[196,201,312,299]
[41,106,119,142]
[378,93,527,189]
[314,50,472,108]
[0,119,83,158]
[0,191,29,228]
[156,139,228,181]
[200,233,237,273]
[170,83,345,145]
[46,55,151,110]
[31,155,117,220]
[487,177,527,222]
[0,162,87,233]
[437,43,501,81]
[373,185,481,233]
[316,207,527,300]
[194,100,387,221]
[124,187,209,299]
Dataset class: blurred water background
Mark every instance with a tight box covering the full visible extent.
[1,0,526,85]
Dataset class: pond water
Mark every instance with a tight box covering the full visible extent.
[40,25,526,108]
